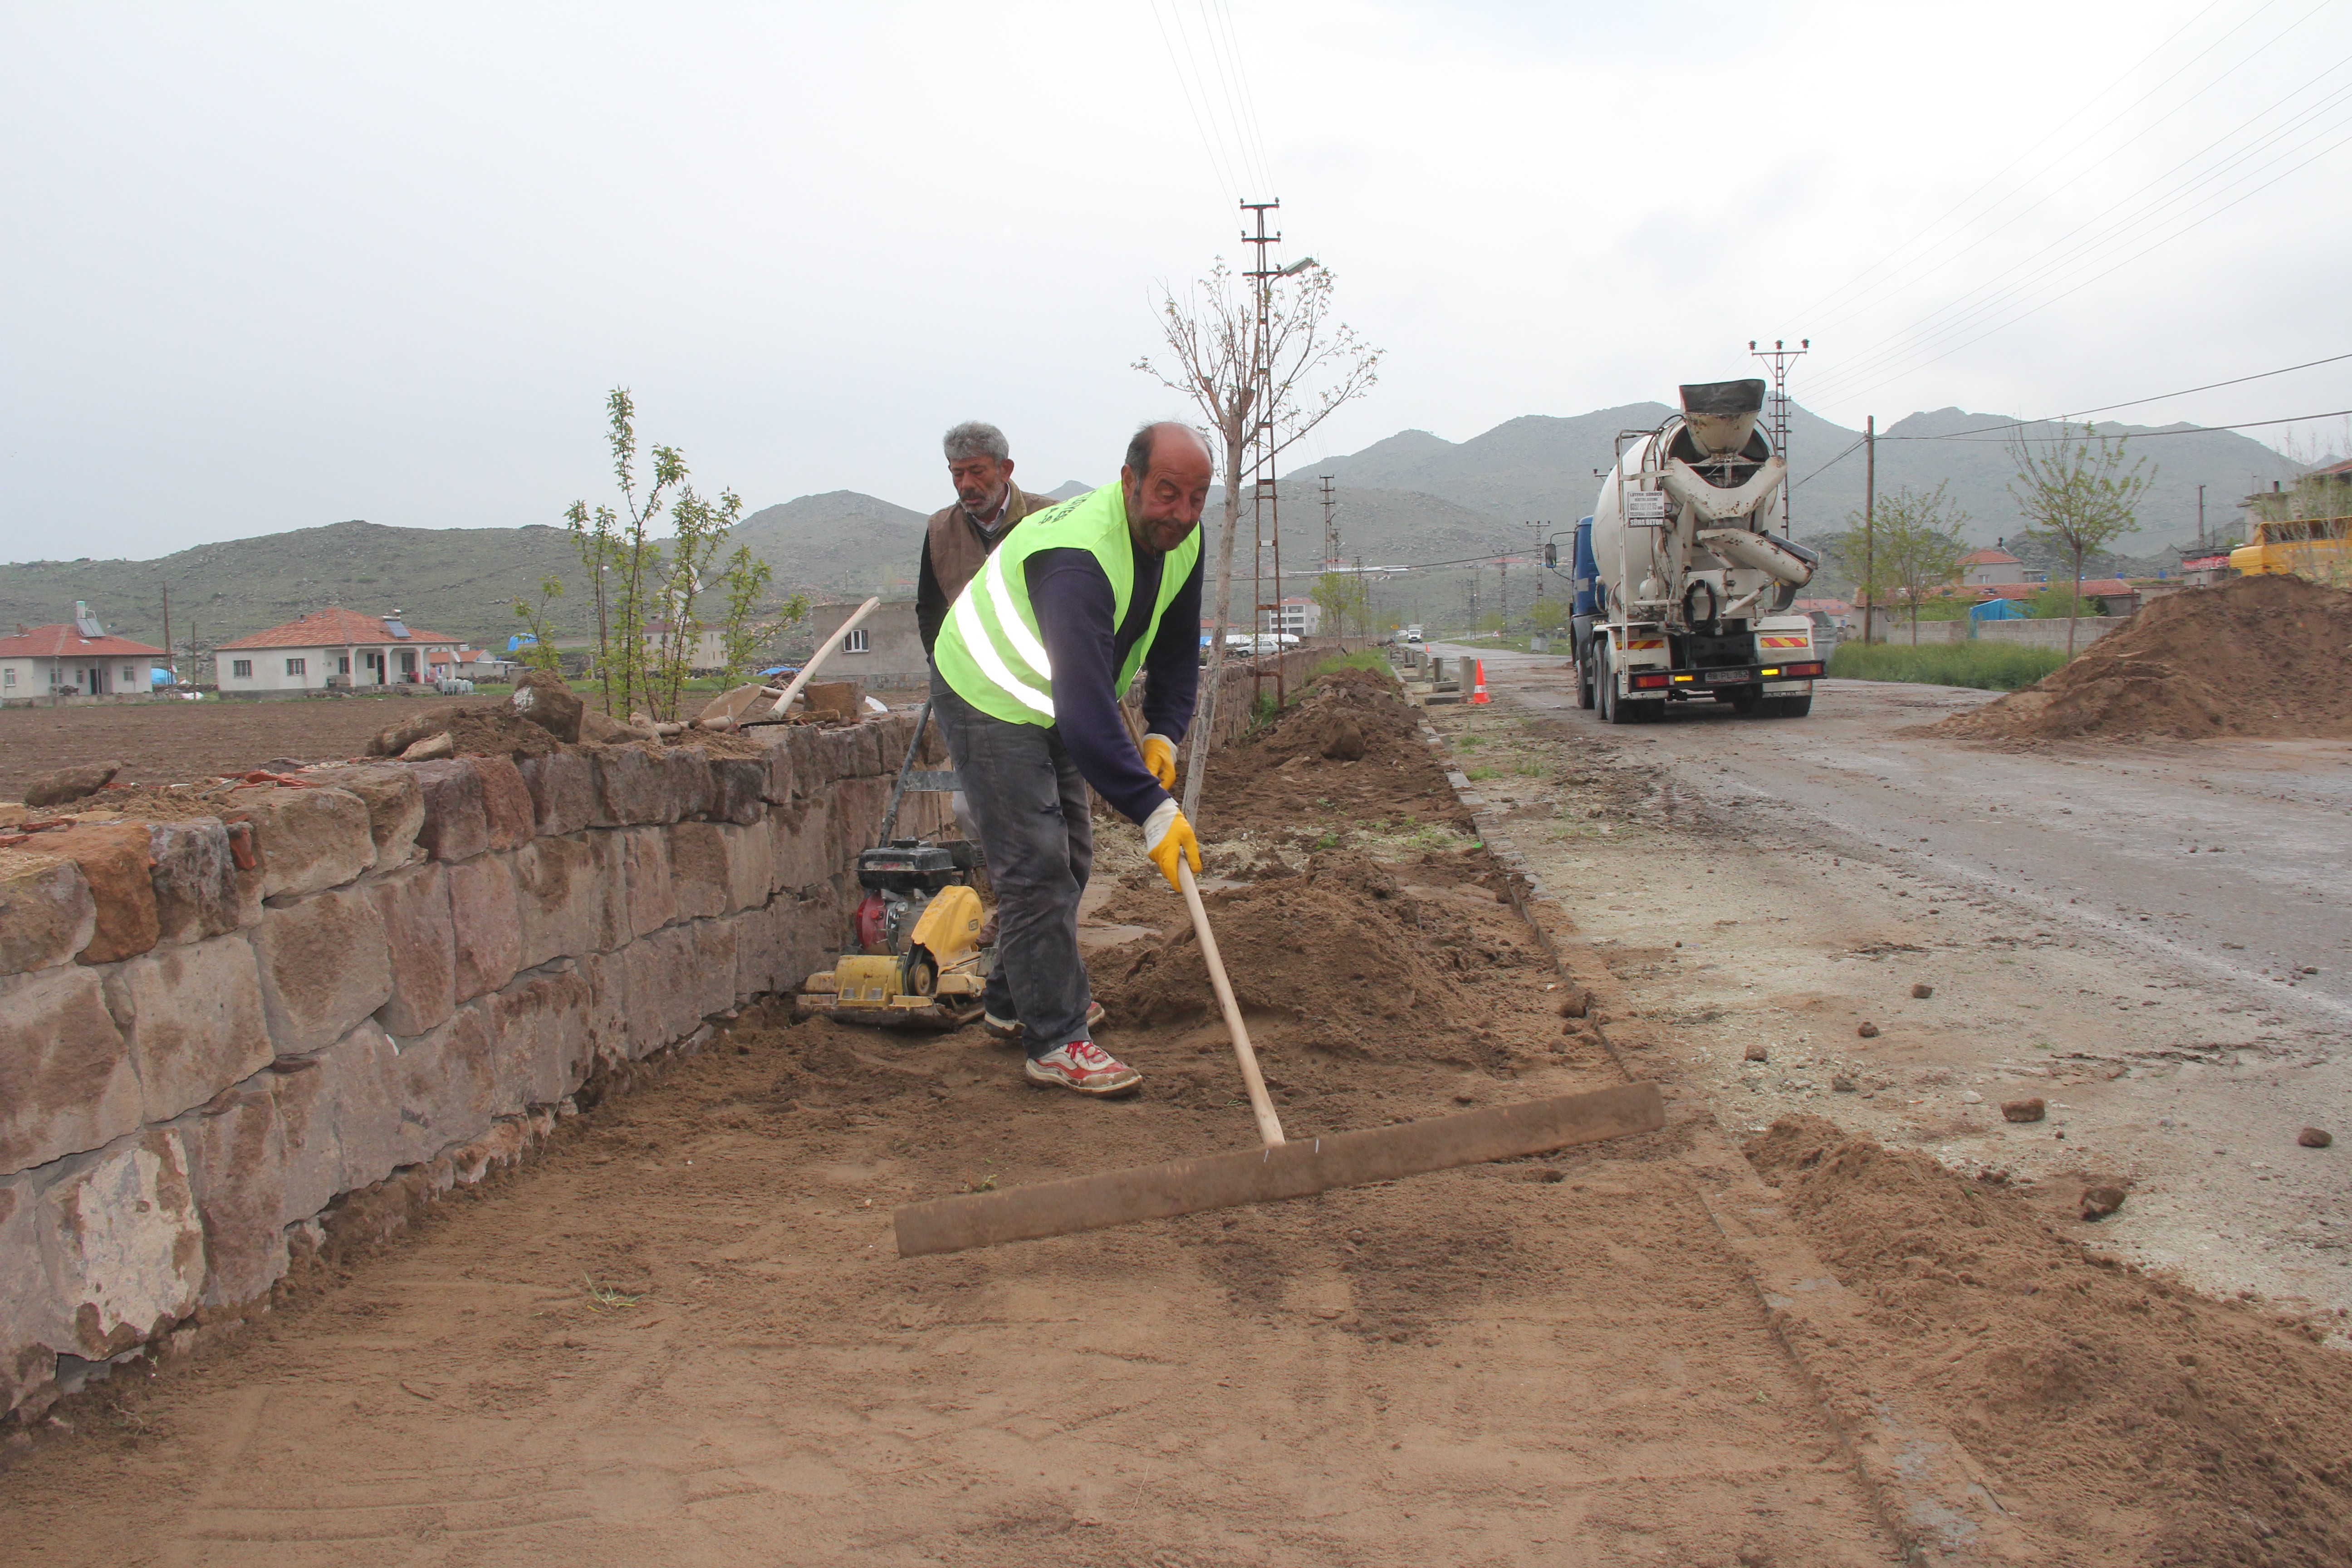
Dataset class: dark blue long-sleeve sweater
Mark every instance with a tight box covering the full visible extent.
[1024,541,1204,824]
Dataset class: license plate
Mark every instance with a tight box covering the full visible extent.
[1703,669,1746,683]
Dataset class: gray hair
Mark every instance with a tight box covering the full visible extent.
[942,421,1009,463]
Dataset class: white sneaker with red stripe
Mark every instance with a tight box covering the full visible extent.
[1024,1040,1142,1097]
[985,1001,1105,1045]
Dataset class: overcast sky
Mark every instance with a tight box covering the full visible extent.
[6,0,2349,560]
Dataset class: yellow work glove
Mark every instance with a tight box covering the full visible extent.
[1143,799,1201,892]
[1140,732,1178,791]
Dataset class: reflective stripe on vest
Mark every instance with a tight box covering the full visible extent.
[934,480,1199,728]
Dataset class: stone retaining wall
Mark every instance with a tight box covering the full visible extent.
[0,645,1359,1419]
[0,714,960,1417]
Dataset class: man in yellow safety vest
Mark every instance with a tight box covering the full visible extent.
[929,421,1210,1096]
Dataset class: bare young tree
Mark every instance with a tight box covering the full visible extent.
[1136,260,1380,816]
[1867,484,1970,646]
[2007,422,2154,657]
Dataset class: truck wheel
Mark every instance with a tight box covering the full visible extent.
[1576,648,1596,710]
[1762,695,1813,718]
[1601,646,1643,725]
[1594,648,1614,722]
[1729,690,1762,715]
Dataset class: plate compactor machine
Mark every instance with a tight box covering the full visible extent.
[798,837,990,1030]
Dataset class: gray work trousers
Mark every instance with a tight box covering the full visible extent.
[928,670,1093,1057]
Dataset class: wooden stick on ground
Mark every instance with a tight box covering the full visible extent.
[1177,859,1285,1150]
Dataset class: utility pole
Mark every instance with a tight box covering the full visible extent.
[1862,414,1876,645]
[1319,474,1339,570]
[1353,553,1366,639]
[1240,199,1286,712]
[161,583,174,685]
[2196,483,2206,549]
[1497,557,1509,632]
[1749,338,1809,535]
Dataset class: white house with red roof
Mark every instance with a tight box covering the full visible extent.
[0,604,169,701]
[213,607,462,695]
[1959,547,2037,587]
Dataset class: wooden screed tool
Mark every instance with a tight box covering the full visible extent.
[893,861,1664,1257]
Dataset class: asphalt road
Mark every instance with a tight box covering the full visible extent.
[1435,645,2352,1025]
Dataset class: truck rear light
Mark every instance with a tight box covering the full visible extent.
[1632,673,1670,690]
[1786,661,1824,677]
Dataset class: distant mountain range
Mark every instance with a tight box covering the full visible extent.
[2,402,2311,652]
[1298,404,2305,551]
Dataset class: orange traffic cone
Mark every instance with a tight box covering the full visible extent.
[1470,660,1490,703]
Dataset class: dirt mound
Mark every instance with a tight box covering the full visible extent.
[1934,575,2352,741]
[1092,850,1512,1058]
[1254,672,1424,766]
[1747,1115,2352,1564]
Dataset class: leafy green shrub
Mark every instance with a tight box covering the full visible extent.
[1828,640,2066,691]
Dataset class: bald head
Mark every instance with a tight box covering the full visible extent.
[1120,421,1212,556]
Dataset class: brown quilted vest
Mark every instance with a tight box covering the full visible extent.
[926,484,1054,609]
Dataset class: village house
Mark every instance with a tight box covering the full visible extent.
[0,605,169,702]
[213,607,462,696]
[1959,547,2038,587]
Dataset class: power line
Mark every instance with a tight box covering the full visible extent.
[1809,63,2352,403]
[1893,349,2352,440]
[1789,0,2239,325]
[1806,0,2326,340]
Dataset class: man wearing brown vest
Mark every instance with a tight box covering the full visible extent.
[916,420,1102,1046]
[915,421,1055,656]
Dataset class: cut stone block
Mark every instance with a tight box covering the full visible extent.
[733,899,782,1003]
[273,1019,402,1225]
[0,848,95,974]
[669,822,729,920]
[690,917,738,1021]
[488,962,592,1109]
[446,852,521,1002]
[592,745,674,827]
[304,764,425,866]
[518,751,596,838]
[34,1127,205,1360]
[622,827,678,937]
[409,758,490,862]
[665,746,715,822]
[475,756,535,852]
[576,947,632,1071]
[767,798,831,893]
[716,820,772,914]
[1,1173,52,1412]
[777,886,838,988]
[103,933,273,1125]
[367,860,455,1036]
[175,1077,288,1308]
[250,885,393,1056]
[709,756,766,825]
[44,822,158,965]
[146,819,240,946]
[0,966,140,1176]
[622,925,700,1056]
[238,785,377,899]
[756,731,795,804]
[831,776,891,866]
[783,725,826,791]
[389,1002,496,1165]
[512,831,628,968]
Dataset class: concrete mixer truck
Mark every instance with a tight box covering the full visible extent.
[1562,379,1824,722]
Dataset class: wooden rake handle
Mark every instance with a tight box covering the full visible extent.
[1176,860,1286,1149]
[759,596,882,720]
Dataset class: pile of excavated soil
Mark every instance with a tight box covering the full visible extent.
[1201,668,1470,835]
[1934,575,2352,741]
[1091,849,1549,1066]
[1747,1115,2352,1565]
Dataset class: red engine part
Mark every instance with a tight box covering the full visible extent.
[852,892,890,955]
